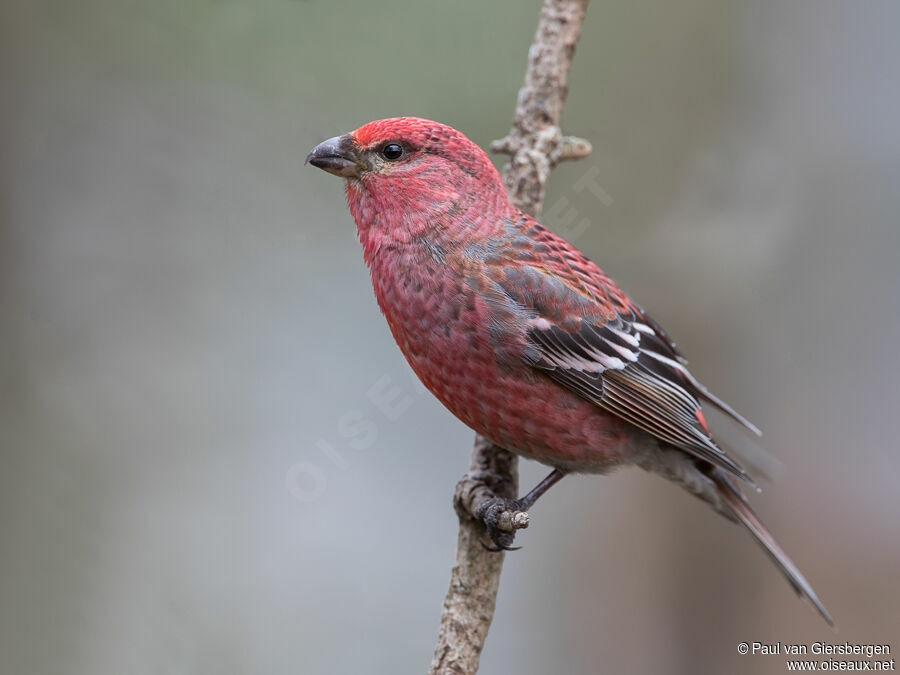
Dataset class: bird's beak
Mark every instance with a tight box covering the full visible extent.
[305,135,363,178]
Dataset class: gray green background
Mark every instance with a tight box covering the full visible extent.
[2,1,898,673]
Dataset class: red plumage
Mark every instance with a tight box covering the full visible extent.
[307,117,832,624]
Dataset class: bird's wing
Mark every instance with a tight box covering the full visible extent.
[489,217,759,484]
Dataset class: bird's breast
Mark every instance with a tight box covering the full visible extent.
[368,243,496,367]
[364,242,634,472]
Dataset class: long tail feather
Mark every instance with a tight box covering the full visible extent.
[711,469,834,626]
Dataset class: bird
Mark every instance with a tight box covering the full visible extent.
[306,116,832,625]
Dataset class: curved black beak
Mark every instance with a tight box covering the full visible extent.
[305,135,362,178]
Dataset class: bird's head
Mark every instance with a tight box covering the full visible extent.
[306,118,507,242]
[306,117,500,184]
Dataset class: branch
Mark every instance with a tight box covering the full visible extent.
[429,2,591,673]
[428,439,518,675]
[491,0,592,217]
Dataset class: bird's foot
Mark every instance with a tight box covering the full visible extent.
[474,497,531,551]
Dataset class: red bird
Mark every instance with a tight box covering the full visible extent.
[307,117,832,624]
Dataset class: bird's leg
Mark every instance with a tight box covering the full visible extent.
[475,468,567,551]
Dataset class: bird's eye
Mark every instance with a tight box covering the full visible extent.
[381,143,404,161]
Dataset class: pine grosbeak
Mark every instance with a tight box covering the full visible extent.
[307,117,831,624]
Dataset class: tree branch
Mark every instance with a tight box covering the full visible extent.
[428,439,518,675]
[491,0,592,218]
[428,2,591,673]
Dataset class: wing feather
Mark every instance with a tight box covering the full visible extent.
[489,224,757,484]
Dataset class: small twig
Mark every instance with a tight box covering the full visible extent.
[428,1,592,673]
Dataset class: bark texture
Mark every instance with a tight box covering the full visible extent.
[491,0,592,218]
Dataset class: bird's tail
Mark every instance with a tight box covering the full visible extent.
[709,468,835,626]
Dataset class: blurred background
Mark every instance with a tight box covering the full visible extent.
[2,1,898,673]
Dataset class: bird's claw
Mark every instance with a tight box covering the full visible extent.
[482,542,521,552]
[474,497,529,552]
